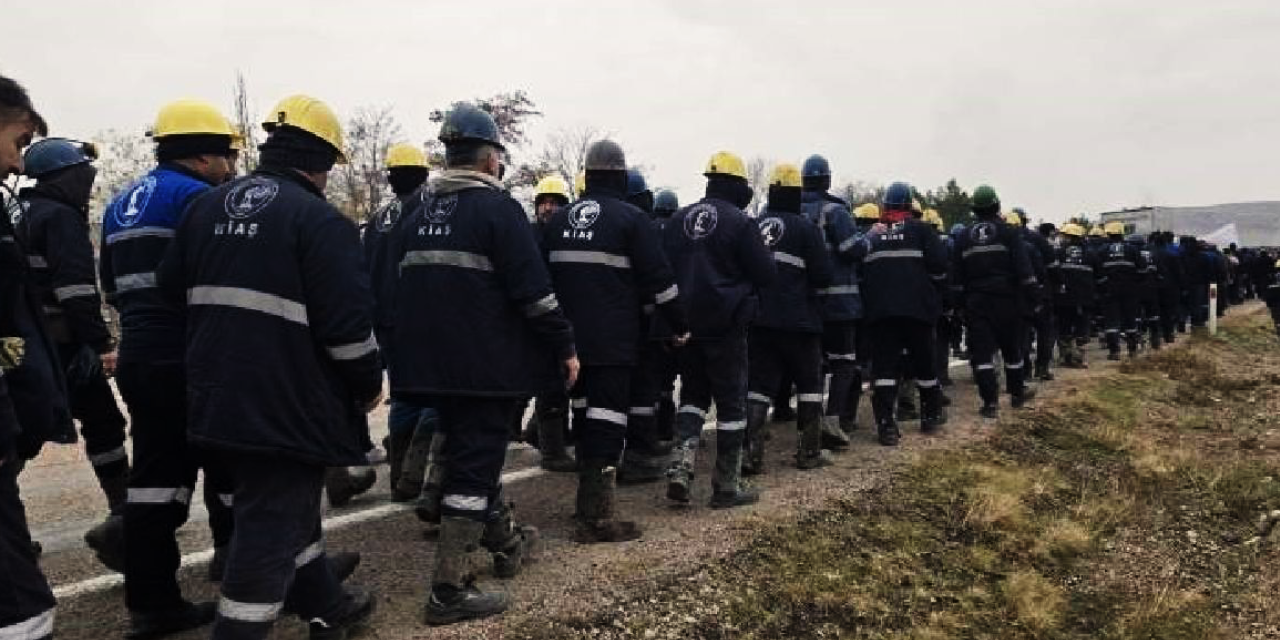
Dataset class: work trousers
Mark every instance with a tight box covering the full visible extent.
[966,295,1025,404]
[119,360,234,613]
[821,321,860,418]
[866,318,940,422]
[569,366,632,465]
[0,454,56,640]
[210,454,344,640]
[627,343,666,458]
[57,342,129,488]
[1055,303,1089,346]
[426,396,523,522]
[675,329,748,445]
[747,329,824,410]
[1103,292,1140,352]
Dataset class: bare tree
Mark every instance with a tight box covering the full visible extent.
[327,106,402,223]
[839,180,885,208]
[745,157,770,217]
[89,129,153,221]
[232,72,259,175]
[534,125,608,197]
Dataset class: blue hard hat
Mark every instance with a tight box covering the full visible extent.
[882,181,913,211]
[437,102,505,151]
[626,169,649,197]
[801,154,831,178]
[654,189,678,213]
[23,138,97,178]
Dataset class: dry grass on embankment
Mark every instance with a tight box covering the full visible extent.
[513,309,1280,639]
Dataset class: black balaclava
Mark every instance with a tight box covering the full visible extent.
[585,169,628,198]
[155,134,234,164]
[767,185,802,214]
[27,163,97,212]
[801,175,831,193]
[388,166,429,198]
[706,174,752,210]
[258,125,338,173]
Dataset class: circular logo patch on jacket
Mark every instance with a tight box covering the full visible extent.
[423,194,457,225]
[224,177,279,220]
[374,200,401,232]
[115,176,158,228]
[969,222,997,244]
[683,204,718,240]
[758,217,785,247]
[568,200,602,230]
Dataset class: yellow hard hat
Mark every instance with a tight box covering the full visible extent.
[924,209,943,231]
[1089,225,1105,237]
[262,94,346,164]
[149,99,236,139]
[1274,259,1280,270]
[855,203,881,221]
[574,171,586,195]
[703,151,747,180]
[535,175,571,201]
[768,163,802,188]
[1103,221,1125,235]
[912,199,924,214]
[385,143,427,169]
[1060,223,1085,237]
[1002,211,1023,226]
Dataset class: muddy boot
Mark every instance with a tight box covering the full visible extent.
[385,429,416,502]
[126,600,217,640]
[920,385,947,435]
[84,513,126,573]
[617,449,666,485]
[820,415,851,452]
[575,463,641,543]
[1035,362,1054,382]
[796,404,833,469]
[872,388,900,447]
[741,402,769,476]
[414,437,447,525]
[396,414,440,500]
[326,467,376,508]
[309,586,375,640]
[665,437,698,504]
[709,430,759,509]
[424,518,509,626]
[896,390,919,422]
[482,498,539,577]
[1011,383,1037,409]
[536,405,576,473]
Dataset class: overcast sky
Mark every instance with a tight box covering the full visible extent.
[4,0,1279,222]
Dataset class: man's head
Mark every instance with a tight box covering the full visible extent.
[533,174,570,221]
[766,163,803,213]
[438,103,506,179]
[653,189,679,217]
[881,182,914,222]
[151,99,239,186]
[703,150,752,210]
[801,154,831,193]
[582,139,630,197]
[384,143,429,197]
[0,75,47,181]
[258,95,346,191]
[970,185,1001,219]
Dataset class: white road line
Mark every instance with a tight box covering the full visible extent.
[52,466,550,600]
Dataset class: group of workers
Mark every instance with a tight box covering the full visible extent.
[0,72,1269,640]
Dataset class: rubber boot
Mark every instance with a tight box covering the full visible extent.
[396,414,438,500]
[386,429,417,502]
[423,518,509,626]
[1010,371,1037,409]
[1126,331,1140,358]
[741,402,769,476]
[795,403,833,469]
[665,437,698,504]
[85,470,128,573]
[536,404,577,473]
[896,389,919,421]
[326,467,376,508]
[770,384,795,423]
[481,498,539,577]
[820,415,851,452]
[872,388,900,446]
[709,430,759,509]
[414,433,447,524]
[575,463,641,543]
[309,586,376,640]
[919,384,946,433]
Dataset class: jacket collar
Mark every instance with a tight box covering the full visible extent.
[255,165,325,198]
[429,169,504,195]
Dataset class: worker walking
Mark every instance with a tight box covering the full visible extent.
[857,183,949,446]
[1053,223,1099,368]
[385,103,573,625]
[158,94,379,640]
[100,99,245,638]
[742,164,832,472]
[662,151,776,509]
[15,136,132,567]
[1098,221,1146,359]
[542,141,688,540]
[951,185,1038,419]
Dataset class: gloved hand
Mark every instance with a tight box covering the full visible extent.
[0,337,24,370]
[66,344,103,389]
